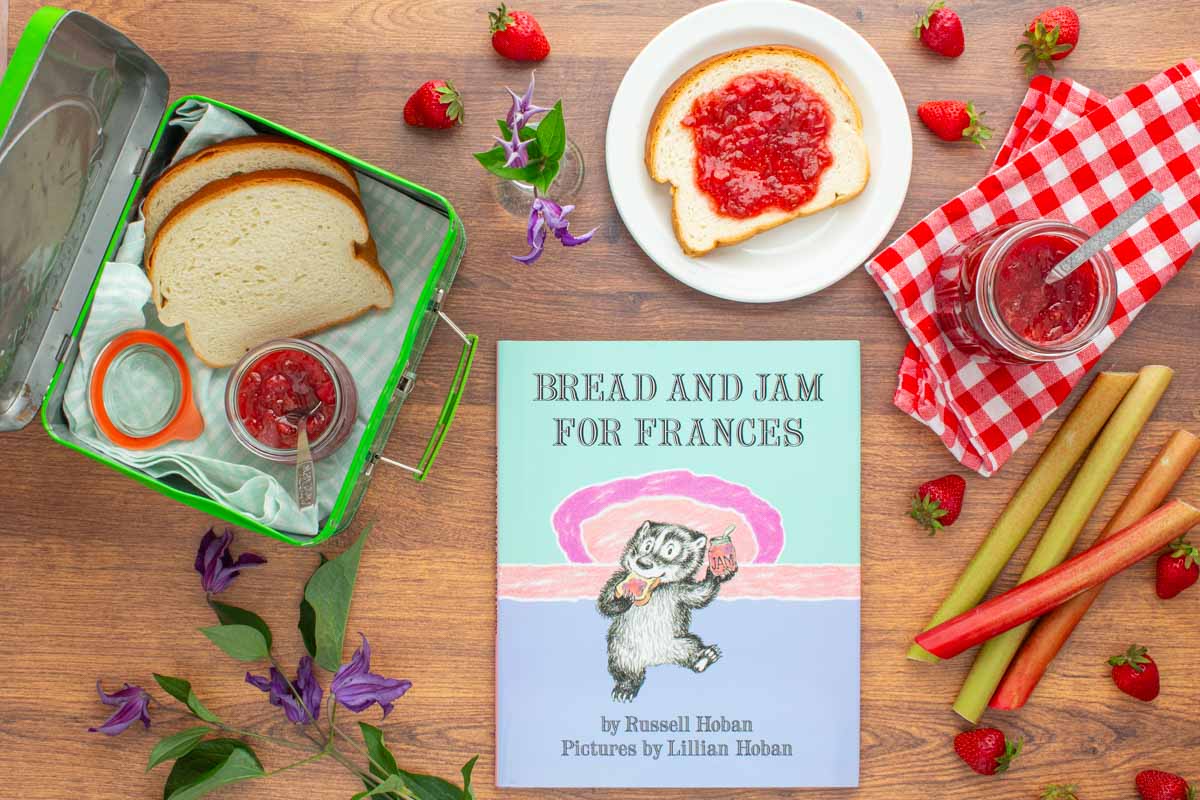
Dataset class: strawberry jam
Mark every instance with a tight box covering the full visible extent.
[681,70,834,218]
[933,221,1115,364]
[236,348,337,449]
[995,234,1099,344]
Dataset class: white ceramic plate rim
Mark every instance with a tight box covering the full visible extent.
[605,0,913,303]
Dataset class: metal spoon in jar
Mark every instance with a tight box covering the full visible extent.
[1044,189,1163,284]
[281,401,322,513]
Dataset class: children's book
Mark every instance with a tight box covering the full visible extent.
[496,341,860,788]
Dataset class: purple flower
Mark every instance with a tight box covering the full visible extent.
[514,197,597,264]
[195,527,266,594]
[245,655,322,725]
[88,681,150,735]
[494,125,531,169]
[330,634,412,719]
[505,71,550,133]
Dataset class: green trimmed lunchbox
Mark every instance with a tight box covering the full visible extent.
[0,8,476,546]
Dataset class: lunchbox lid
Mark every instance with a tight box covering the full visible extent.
[0,8,167,430]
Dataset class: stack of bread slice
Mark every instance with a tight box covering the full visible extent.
[143,136,393,367]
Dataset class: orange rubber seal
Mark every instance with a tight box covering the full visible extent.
[88,329,204,449]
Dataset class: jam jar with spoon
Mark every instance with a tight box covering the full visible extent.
[934,220,1117,365]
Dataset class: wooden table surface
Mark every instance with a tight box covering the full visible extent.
[3,1,1199,798]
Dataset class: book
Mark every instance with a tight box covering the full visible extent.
[496,341,860,788]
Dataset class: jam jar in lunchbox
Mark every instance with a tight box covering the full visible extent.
[933,220,1117,365]
[226,339,358,462]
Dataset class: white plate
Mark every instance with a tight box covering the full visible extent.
[606,0,912,303]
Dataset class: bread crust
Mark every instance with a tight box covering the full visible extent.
[146,168,393,368]
[645,45,869,257]
[143,135,360,242]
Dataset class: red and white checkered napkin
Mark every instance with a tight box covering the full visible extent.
[865,61,1200,476]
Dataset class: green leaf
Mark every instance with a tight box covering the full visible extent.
[351,774,408,800]
[359,722,400,779]
[207,600,272,650]
[533,101,566,162]
[304,525,371,671]
[147,727,209,772]
[396,766,476,800]
[531,158,561,196]
[298,553,328,658]
[460,756,478,800]
[163,739,263,800]
[472,147,542,184]
[199,624,270,662]
[153,674,220,724]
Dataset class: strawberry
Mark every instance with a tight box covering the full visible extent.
[1018,6,1080,77]
[1137,770,1195,800]
[489,4,550,62]
[1156,537,1200,599]
[403,80,463,129]
[953,728,1022,776]
[1042,785,1080,800]
[910,474,966,534]
[1109,645,1160,702]
[914,1,964,58]
[917,101,992,148]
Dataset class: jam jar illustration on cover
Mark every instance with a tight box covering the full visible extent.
[708,525,739,578]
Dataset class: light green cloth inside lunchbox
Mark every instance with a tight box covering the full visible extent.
[63,101,447,535]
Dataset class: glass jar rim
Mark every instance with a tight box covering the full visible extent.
[973,220,1117,362]
[224,338,350,462]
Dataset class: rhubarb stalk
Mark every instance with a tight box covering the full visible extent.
[950,365,1174,721]
[916,500,1200,659]
[991,429,1200,710]
[906,371,1137,663]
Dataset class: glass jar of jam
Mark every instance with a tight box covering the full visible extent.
[934,220,1117,364]
[708,530,738,579]
[225,339,357,463]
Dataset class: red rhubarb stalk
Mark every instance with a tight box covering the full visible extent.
[915,500,1200,659]
[991,431,1200,710]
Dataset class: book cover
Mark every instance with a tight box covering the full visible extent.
[496,341,860,788]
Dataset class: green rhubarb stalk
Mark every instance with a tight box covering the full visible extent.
[916,500,1200,658]
[907,371,1138,663]
[951,365,1174,721]
[992,429,1200,710]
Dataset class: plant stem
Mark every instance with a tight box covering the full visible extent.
[917,499,1200,659]
[150,699,315,752]
[266,750,327,777]
[330,718,398,782]
[907,370,1138,662]
[992,429,1200,710]
[950,365,1173,721]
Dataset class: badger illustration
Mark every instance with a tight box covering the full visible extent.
[597,521,737,702]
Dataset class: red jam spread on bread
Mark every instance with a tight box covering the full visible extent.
[616,574,661,606]
[995,234,1099,344]
[681,70,834,218]
[236,348,337,449]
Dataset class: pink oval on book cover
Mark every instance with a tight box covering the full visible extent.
[552,470,782,564]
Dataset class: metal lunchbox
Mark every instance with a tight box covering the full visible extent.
[0,8,477,546]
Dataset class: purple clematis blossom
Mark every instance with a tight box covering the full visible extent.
[330,634,412,719]
[88,681,151,735]
[246,655,322,725]
[513,197,597,264]
[195,527,266,594]
[505,71,550,133]
[494,125,531,169]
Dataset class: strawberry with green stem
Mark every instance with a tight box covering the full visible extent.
[910,474,966,534]
[953,728,1022,776]
[914,1,964,58]
[1109,644,1160,702]
[1156,537,1199,599]
[917,101,992,148]
[1018,6,1080,77]
[403,80,464,129]
[1137,770,1195,800]
[489,4,550,62]
[1042,785,1080,800]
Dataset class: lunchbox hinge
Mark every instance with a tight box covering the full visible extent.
[54,333,74,363]
[429,289,470,345]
